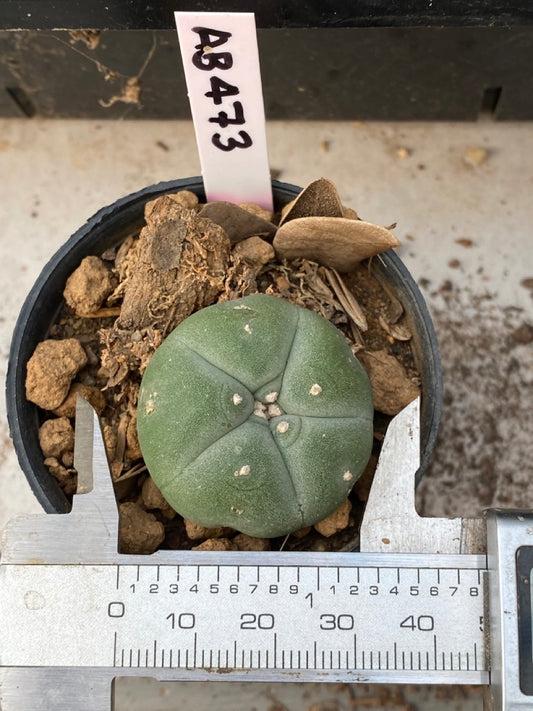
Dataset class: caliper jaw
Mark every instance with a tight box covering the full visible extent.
[1,397,120,566]
[360,397,486,555]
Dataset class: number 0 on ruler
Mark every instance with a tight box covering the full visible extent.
[175,12,273,210]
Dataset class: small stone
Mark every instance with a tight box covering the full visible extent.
[357,349,420,415]
[26,338,88,410]
[118,502,165,554]
[52,383,106,418]
[291,525,312,539]
[63,256,114,316]
[142,477,175,518]
[314,499,352,537]
[169,190,199,210]
[238,202,274,222]
[183,519,235,540]
[233,533,271,551]
[464,146,488,167]
[44,456,77,495]
[39,417,74,458]
[192,538,238,551]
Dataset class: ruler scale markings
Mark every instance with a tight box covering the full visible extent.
[170,649,174,668]
[116,565,120,589]
[113,632,117,667]
[353,634,357,669]
[314,640,317,668]
[394,642,397,670]
[137,648,141,667]
[121,648,125,667]
[274,633,278,668]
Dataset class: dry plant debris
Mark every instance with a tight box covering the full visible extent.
[25,178,421,554]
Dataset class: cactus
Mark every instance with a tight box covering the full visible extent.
[137,294,373,538]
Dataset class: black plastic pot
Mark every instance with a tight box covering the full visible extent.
[6,177,442,514]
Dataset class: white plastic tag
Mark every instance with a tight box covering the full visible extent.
[175,12,273,210]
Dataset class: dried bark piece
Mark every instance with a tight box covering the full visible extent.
[118,501,165,554]
[39,417,74,458]
[118,201,230,333]
[279,178,344,225]
[357,349,420,416]
[26,338,87,410]
[63,256,114,316]
[232,236,275,267]
[273,216,400,272]
[314,499,352,537]
[378,315,412,342]
[323,268,368,331]
[199,201,276,244]
[52,383,106,418]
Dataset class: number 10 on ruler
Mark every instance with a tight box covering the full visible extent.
[175,12,273,210]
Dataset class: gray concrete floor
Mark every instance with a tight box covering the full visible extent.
[1,117,532,709]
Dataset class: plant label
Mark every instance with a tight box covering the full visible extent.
[175,12,273,210]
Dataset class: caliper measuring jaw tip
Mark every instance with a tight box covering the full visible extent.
[360,396,486,556]
[1,396,120,565]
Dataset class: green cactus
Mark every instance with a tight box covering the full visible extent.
[137,294,373,538]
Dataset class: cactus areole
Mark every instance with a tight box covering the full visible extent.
[137,294,374,538]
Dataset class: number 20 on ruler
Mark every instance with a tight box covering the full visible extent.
[175,12,273,209]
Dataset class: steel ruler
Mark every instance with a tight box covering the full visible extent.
[0,397,531,710]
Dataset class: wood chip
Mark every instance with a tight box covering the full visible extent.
[273,216,400,272]
[324,268,368,331]
[279,177,344,225]
[199,201,277,244]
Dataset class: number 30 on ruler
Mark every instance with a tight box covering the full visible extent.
[175,12,273,210]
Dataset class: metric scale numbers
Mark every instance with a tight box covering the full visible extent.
[106,560,486,682]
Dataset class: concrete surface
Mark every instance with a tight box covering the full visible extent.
[1,117,533,709]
